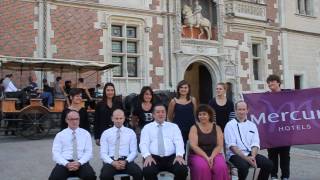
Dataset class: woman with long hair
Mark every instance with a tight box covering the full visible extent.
[130,86,154,137]
[208,82,234,132]
[94,82,122,146]
[188,104,228,180]
[168,80,196,143]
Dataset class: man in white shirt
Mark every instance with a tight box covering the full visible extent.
[139,104,188,180]
[49,110,96,180]
[100,109,142,180]
[3,74,18,92]
[224,100,273,180]
[2,74,26,107]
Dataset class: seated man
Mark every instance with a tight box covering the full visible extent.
[224,100,273,180]
[49,110,96,180]
[27,75,40,98]
[139,104,188,180]
[40,78,54,108]
[3,74,26,107]
[100,109,143,180]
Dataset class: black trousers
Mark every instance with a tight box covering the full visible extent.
[267,146,291,179]
[99,161,143,180]
[143,154,188,180]
[230,154,273,180]
[48,162,96,180]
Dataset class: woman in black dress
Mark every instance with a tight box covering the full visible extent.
[60,88,90,132]
[168,80,197,144]
[94,82,122,146]
[208,82,234,132]
[131,86,154,136]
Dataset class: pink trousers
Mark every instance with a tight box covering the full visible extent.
[189,153,229,180]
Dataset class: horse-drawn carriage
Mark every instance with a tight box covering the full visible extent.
[0,56,117,140]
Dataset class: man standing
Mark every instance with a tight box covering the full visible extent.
[49,111,96,180]
[224,101,273,180]
[266,74,291,180]
[140,104,188,180]
[99,109,142,180]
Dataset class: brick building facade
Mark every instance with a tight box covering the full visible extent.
[0,0,284,102]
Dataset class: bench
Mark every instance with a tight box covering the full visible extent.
[1,98,19,112]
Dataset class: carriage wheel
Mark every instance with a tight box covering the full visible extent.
[18,106,51,140]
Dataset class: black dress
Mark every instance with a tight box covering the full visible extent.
[208,98,234,131]
[60,107,90,132]
[94,100,123,140]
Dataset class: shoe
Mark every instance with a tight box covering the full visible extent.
[271,177,278,180]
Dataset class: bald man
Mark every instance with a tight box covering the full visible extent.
[100,109,142,180]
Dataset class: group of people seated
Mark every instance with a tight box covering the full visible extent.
[49,81,274,180]
[0,74,99,110]
[50,104,188,180]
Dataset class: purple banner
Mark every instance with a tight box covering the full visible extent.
[243,88,320,149]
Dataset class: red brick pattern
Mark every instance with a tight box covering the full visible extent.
[51,5,102,61]
[0,0,37,57]
[266,31,282,76]
[240,75,250,91]
[149,0,160,10]
[266,0,279,26]
[225,31,251,90]
[149,16,164,89]
[224,31,245,43]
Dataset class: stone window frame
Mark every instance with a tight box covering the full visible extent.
[110,22,141,78]
[296,0,314,16]
[250,38,266,82]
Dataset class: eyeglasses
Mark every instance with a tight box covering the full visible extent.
[67,118,80,121]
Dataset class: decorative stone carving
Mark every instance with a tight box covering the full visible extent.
[225,1,266,21]
[182,1,212,40]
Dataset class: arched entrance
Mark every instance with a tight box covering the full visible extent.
[184,62,214,104]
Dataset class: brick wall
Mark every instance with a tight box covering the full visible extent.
[266,0,279,26]
[0,0,37,87]
[0,0,37,57]
[51,5,102,61]
[149,16,164,89]
[149,0,160,10]
[266,30,282,76]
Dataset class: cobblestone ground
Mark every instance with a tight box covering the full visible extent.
[0,135,319,180]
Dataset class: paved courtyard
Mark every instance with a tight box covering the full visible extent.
[0,134,319,180]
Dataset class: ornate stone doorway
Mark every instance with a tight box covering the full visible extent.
[184,62,213,104]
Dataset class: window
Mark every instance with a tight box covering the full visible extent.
[294,75,302,89]
[297,0,313,16]
[111,24,139,77]
[112,41,122,52]
[111,25,122,37]
[251,43,264,81]
[127,27,137,38]
[127,57,137,77]
[127,42,137,53]
[112,56,123,77]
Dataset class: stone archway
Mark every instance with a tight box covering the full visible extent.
[184,62,215,104]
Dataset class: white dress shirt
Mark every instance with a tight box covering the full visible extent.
[3,78,17,92]
[52,127,93,166]
[139,121,185,158]
[224,118,260,159]
[100,126,137,164]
